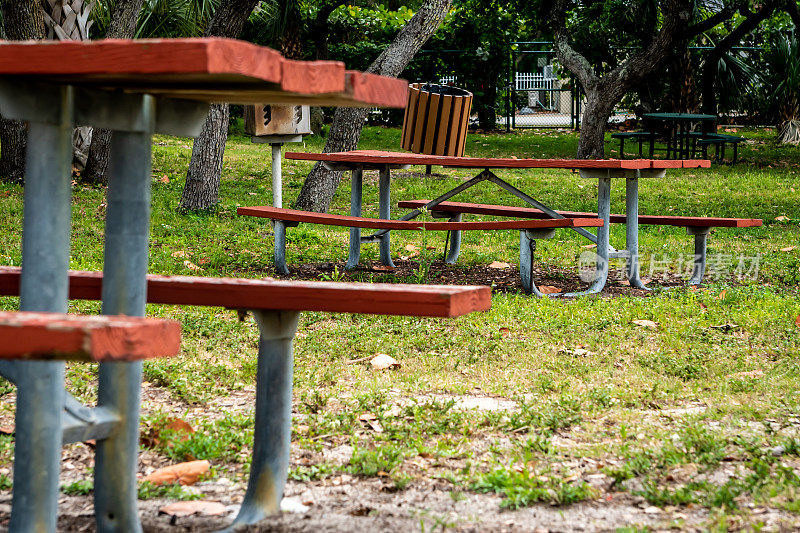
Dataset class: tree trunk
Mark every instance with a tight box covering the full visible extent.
[577,91,616,158]
[294,0,452,212]
[552,0,691,158]
[0,0,45,184]
[700,0,780,116]
[180,104,230,210]
[40,0,97,170]
[311,2,346,60]
[82,0,146,184]
[179,0,260,211]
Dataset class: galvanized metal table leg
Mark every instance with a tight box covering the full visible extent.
[271,143,283,208]
[562,177,611,297]
[519,229,556,296]
[8,86,74,533]
[93,95,154,533]
[226,310,300,531]
[445,214,462,264]
[687,227,710,285]
[378,165,395,267]
[273,221,290,275]
[347,168,363,269]
[625,175,649,290]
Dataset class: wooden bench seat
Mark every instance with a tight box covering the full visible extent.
[0,311,181,362]
[397,200,762,228]
[237,205,604,295]
[398,199,763,286]
[0,266,490,318]
[0,266,489,528]
[237,205,601,231]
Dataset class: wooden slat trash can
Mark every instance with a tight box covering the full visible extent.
[401,83,472,157]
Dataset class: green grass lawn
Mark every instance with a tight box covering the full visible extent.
[0,126,798,530]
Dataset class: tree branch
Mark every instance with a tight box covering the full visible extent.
[550,0,597,91]
[603,0,691,100]
[683,4,738,39]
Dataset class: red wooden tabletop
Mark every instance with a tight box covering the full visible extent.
[0,38,408,108]
[285,150,711,169]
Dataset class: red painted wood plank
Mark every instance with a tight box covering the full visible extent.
[281,59,345,94]
[285,150,711,170]
[0,268,490,318]
[0,38,283,80]
[345,72,409,108]
[397,200,763,228]
[237,206,603,229]
[0,311,180,362]
[0,38,408,108]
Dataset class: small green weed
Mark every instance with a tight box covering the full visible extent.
[472,465,596,509]
[137,481,201,501]
[348,444,406,477]
[289,463,336,482]
[61,479,93,496]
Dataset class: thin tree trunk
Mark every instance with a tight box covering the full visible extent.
[294,0,452,212]
[83,0,146,184]
[577,91,616,159]
[179,0,259,211]
[0,0,45,184]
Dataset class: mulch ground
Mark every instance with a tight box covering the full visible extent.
[281,259,687,297]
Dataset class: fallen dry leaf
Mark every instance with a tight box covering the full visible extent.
[780,246,797,252]
[143,460,210,486]
[488,261,511,269]
[158,501,227,518]
[559,347,596,357]
[718,289,727,299]
[183,260,203,271]
[358,413,384,433]
[775,216,790,222]
[142,417,195,449]
[539,285,561,294]
[159,175,170,184]
[171,250,188,258]
[727,370,764,379]
[796,315,800,328]
[581,244,597,249]
[499,327,510,338]
[372,265,395,272]
[632,319,658,329]
[370,353,400,370]
[404,244,419,252]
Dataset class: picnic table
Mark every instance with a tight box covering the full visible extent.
[641,112,717,159]
[0,37,451,532]
[279,151,712,295]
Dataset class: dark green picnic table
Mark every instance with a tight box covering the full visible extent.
[642,112,717,159]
